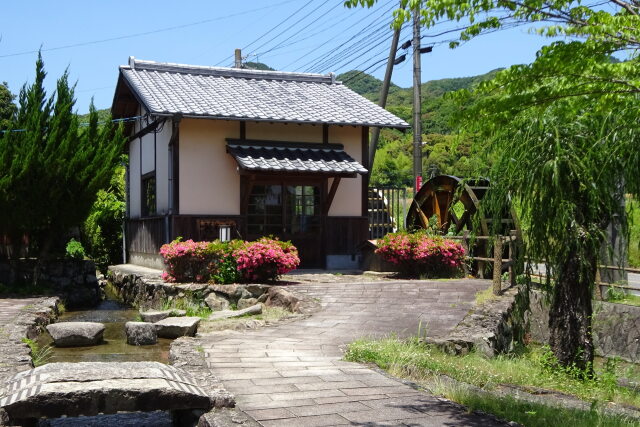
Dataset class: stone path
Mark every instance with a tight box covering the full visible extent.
[200,279,507,426]
[0,297,40,326]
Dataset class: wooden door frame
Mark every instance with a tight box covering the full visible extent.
[240,174,328,267]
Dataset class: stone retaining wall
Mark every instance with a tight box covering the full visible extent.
[528,290,640,363]
[0,259,100,308]
[106,264,311,314]
[427,285,529,357]
[0,297,59,387]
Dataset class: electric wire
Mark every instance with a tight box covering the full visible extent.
[0,0,298,59]
[214,0,316,66]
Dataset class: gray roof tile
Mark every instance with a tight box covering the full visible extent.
[120,58,409,128]
[226,142,367,176]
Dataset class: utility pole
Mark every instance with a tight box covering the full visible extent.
[369,28,401,168]
[412,7,423,194]
[234,49,242,68]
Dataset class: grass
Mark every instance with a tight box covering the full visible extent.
[161,297,212,319]
[605,287,640,308]
[21,337,52,367]
[429,377,638,427]
[345,338,640,413]
[475,286,499,305]
[199,306,293,333]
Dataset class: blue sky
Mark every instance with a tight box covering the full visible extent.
[1,0,556,114]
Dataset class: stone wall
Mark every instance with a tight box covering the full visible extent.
[106,264,314,314]
[0,297,59,385]
[428,285,529,358]
[528,290,640,363]
[0,259,100,309]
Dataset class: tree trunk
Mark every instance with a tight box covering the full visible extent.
[548,251,595,372]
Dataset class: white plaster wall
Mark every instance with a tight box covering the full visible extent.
[140,133,155,175]
[328,125,363,217]
[246,122,322,142]
[179,119,240,215]
[176,119,364,217]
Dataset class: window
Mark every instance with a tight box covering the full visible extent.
[247,183,321,236]
[141,173,156,217]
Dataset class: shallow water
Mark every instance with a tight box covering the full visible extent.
[39,298,171,364]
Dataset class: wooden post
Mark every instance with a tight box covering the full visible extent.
[508,232,516,288]
[595,268,603,300]
[462,230,470,276]
[493,236,503,295]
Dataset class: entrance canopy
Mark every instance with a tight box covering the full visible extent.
[226,140,367,178]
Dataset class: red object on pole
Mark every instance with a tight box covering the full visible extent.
[416,175,422,192]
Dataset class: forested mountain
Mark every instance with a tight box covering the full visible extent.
[337,69,500,186]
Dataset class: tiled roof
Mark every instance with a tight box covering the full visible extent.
[118,58,409,128]
[226,141,367,176]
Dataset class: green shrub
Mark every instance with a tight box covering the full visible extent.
[65,239,86,260]
[82,165,125,273]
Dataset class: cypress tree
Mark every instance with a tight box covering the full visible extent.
[0,54,124,258]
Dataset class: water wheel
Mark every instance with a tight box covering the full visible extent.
[406,175,521,276]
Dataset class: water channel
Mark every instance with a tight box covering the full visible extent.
[35,289,174,426]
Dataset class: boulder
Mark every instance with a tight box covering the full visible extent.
[265,287,300,312]
[125,321,157,346]
[204,293,230,311]
[245,284,270,298]
[237,298,258,310]
[0,362,213,424]
[207,284,251,302]
[208,304,262,321]
[140,309,186,323]
[154,317,200,338]
[46,322,104,347]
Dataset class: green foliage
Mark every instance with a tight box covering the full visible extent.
[161,297,212,319]
[0,81,17,131]
[82,165,126,273]
[628,197,640,268]
[244,62,275,71]
[65,239,86,260]
[0,54,125,258]
[345,337,640,410]
[21,338,52,367]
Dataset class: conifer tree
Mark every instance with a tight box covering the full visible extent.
[0,54,124,258]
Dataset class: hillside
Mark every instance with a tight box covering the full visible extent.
[338,68,502,134]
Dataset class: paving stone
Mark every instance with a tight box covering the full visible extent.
[198,279,506,427]
[260,414,351,427]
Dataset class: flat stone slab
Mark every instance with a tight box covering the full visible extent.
[208,304,262,321]
[0,362,212,422]
[46,322,105,347]
[140,309,186,323]
[155,316,200,338]
[125,321,157,346]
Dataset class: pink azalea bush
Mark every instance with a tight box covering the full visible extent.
[376,231,466,278]
[160,237,300,283]
[233,237,300,282]
[159,238,220,283]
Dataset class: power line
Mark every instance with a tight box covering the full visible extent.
[254,0,347,58]
[0,1,298,59]
[282,0,395,72]
[214,0,316,66]
[294,1,397,72]
[0,114,144,134]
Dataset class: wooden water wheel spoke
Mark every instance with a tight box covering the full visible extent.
[406,175,522,277]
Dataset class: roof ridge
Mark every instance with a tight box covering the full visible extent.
[123,57,337,84]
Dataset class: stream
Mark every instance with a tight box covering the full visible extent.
[38,292,171,364]
[34,292,174,426]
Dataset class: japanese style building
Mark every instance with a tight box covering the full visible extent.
[111,57,408,269]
